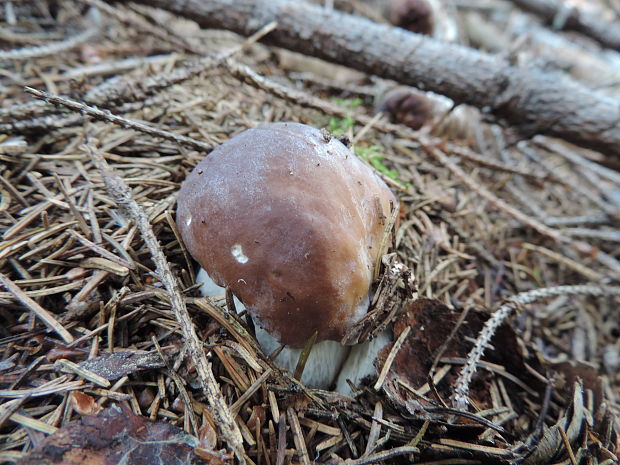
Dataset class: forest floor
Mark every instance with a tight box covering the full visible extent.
[0,1,619,464]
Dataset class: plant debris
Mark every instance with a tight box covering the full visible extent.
[21,403,208,465]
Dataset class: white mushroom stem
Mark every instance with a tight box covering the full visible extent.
[335,330,393,396]
[197,268,350,390]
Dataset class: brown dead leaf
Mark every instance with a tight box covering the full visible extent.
[198,420,218,451]
[46,346,87,362]
[193,413,234,465]
[552,360,603,413]
[70,391,101,416]
[378,298,540,416]
[247,405,266,432]
[21,404,207,465]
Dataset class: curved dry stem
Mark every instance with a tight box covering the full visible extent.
[452,284,620,410]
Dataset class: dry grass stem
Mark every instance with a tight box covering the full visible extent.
[83,144,245,461]
[453,284,620,409]
[374,326,411,391]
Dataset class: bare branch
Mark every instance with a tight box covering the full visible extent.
[125,0,620,158]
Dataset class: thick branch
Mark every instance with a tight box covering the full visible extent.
[124,0,620,158]
[510,0,620,52]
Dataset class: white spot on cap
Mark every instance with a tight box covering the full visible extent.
[231,244,249,264]
[185,215,192,227]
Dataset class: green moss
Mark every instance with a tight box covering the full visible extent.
[324,98,407,188]
[327,98,363,135]
[355,145,407,187]
[327,115,354,135]
[331,97,363,110]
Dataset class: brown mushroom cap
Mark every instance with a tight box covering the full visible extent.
[377,87,433,130]
[386,0,434,36]
[177,122,396,348]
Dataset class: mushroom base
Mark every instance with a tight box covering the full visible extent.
[197,268,350,390]
[335,330,392,395]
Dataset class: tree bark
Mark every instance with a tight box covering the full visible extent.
[510,0,620,52]
[125,0,620,158]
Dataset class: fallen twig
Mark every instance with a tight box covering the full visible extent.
[83,144,246,462]
[24,87,213,152]
[0,7,102,60]
[510,0,620,51]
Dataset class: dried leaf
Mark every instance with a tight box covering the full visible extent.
[379,298,538,415]
[70,391,101,416]
[22,404,206,465]
[198,420,218,451]
[520,383,587,465]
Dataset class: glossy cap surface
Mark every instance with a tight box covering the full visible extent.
[177,122,396,347]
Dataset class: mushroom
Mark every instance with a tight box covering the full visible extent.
[195,267,350,389]
[385,0,435,36]
[385,0,459,42]
[177,122,397,390]
[376,86,479,142]
[377,86,433,131]
[335,330,393,393]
